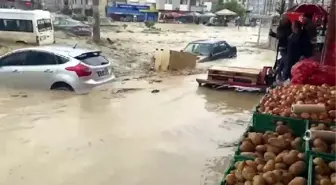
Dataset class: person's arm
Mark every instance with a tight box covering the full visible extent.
[269,29,277,37]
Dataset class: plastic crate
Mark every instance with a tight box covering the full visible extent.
[305,121,336,159]
[252,111,309,137]
[307,152,336,185]
[233,126,306,160]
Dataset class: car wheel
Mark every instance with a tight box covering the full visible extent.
[50,82,74,91]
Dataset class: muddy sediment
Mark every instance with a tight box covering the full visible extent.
[0,23,273,185]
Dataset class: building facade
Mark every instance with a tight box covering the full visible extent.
[155,0,204,12]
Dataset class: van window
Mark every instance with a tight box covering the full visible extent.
[0,19,33,32]
[37,19,52,32]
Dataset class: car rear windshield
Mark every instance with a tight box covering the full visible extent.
[37,19,52,32]
[75,52,109,66]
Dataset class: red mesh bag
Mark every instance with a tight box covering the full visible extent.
[291,59,319,79]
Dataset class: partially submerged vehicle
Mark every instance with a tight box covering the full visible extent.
[183,40,237,62]
[53,14,92,36]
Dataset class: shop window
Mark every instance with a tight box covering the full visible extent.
[180,0,188,4]
[165,0,172,4]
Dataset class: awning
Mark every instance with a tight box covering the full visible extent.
[215,9,237,16]
[107,7,144,15]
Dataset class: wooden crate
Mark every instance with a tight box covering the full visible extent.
[207,66,260,85]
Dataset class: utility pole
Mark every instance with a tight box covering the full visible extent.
[288,0,294,10]
[92,0,100,43]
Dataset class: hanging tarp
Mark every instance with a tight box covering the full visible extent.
[215,9,237,16]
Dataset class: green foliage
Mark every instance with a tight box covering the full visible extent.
[144,21,155,29]
[216,0,246,17]
[276,0,287,15]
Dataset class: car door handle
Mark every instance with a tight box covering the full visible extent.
[12,69,19,73]
[44,69,53,73]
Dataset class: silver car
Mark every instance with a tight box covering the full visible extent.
[0,46,115,93]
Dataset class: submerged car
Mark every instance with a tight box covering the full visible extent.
[0,46,115,94]
[53,15,92,36]
[183,40,237,62]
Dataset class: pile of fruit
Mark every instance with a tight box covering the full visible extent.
[257,84,335,122]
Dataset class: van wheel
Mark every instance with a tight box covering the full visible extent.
[50,82,74,91]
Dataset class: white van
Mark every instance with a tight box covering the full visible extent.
[0,9,54,45]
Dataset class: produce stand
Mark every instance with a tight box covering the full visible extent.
[219,84,336,185]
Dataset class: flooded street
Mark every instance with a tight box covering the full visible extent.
[0,23,274,184]
[0,75,262,185]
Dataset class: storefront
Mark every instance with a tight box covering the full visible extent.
[106,3,158,22]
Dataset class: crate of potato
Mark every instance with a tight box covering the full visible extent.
[255,84,336,123]
[307,154,336,185]
[305,122,336,158]
[222,151,307,185]
[252,114,308,137]
[234,123,305,160]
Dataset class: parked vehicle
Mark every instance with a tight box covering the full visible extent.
[0,46,115,93]
[53,15,92,36]
[183,40,237,62]
[0,9,54,45]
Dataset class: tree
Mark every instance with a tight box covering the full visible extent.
[216,0,246,17]
[276,0,286,15]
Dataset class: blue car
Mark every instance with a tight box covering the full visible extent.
[183,40,237,62]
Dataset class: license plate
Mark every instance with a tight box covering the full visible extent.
[97,68,109,77]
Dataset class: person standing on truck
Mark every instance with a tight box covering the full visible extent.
[269,14,292,80]
[282,21,305,81]
[301,13,317,58]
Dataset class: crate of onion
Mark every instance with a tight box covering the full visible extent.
[255,84,336,124]
[234,123,306,161]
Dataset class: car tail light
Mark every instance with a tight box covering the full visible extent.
[66,64,92,77]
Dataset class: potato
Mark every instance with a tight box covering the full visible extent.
[245,160,257,170]
[268,137,289,149]
[320,178,332,185]
[263,160,275,172]
[291,137,301,150]
[275,163,287,170]
[313,138,328,149]
[288,177,307,185]
[283,152,299,165]
[329,161,336,171]
[240,140,255,152]
[254,157,266,165]
[276,124,291,135]
[289,161,305,176]
[266,144,282,154]
[275,153,285,163]
[248,132,263,145]
[264,152,276,161]
[255,145,267,153]
[225,174,236,185]
[314,158,326,166]
[236,161,246,171]
[272,169,283,182]
[242,166,256,181]
[244,181,252,185]
[262,171,277,184]
[331,173,336,183]
[283,172,294,185]
[234,169,244,182]
[297,153,305,160]
[252,175,265,185]
[257,164,264,172]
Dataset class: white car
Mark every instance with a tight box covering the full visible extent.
[0,45,115,93]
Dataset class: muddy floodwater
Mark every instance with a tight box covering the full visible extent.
[0,75,263,185]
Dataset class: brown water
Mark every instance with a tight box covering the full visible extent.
[0,75,262,185]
